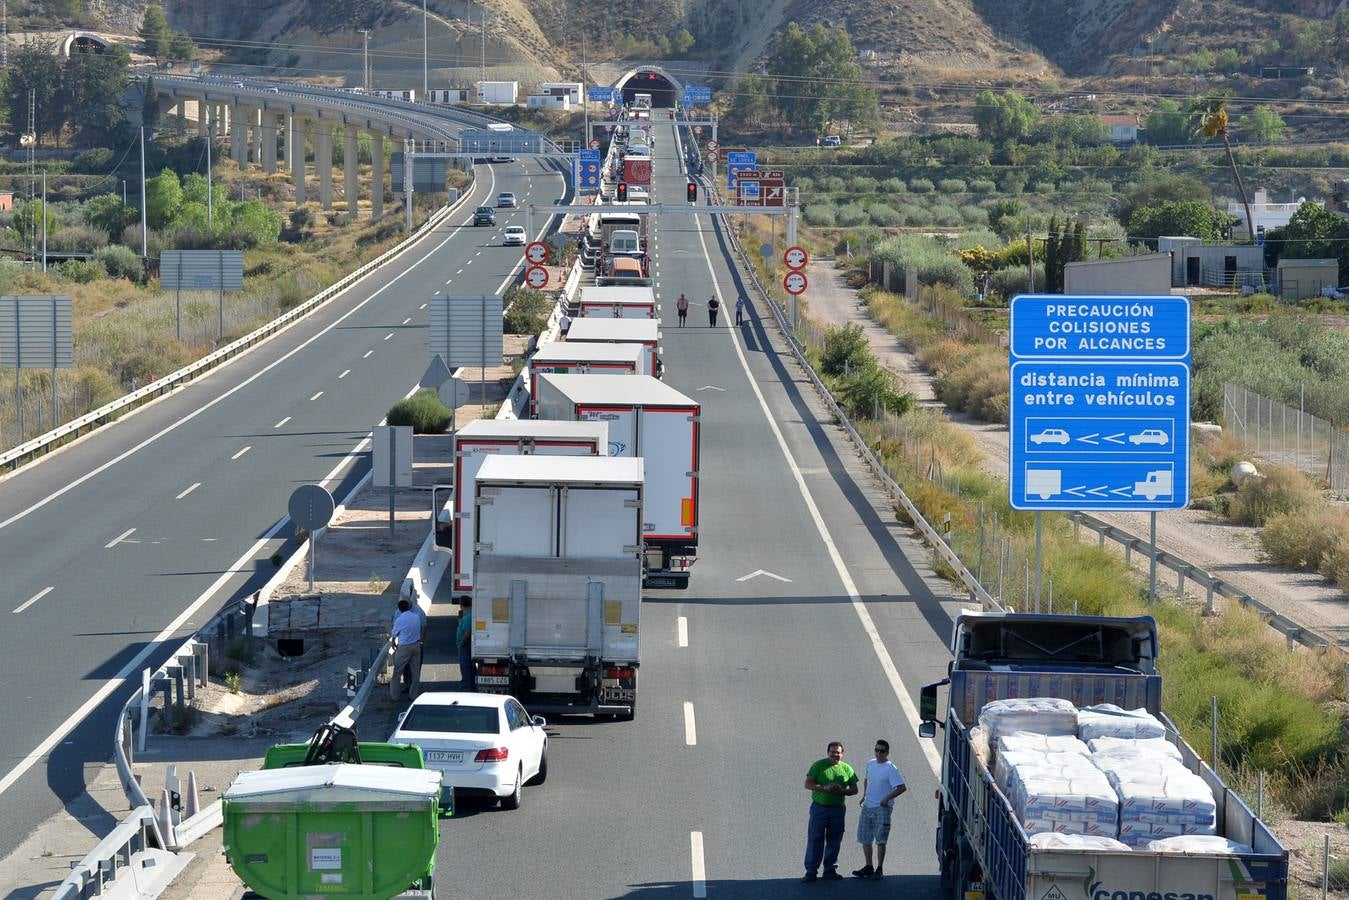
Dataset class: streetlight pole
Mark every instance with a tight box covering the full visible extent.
[480,5,486,87]
[139,126,147,259]
[360,30,370,93]
[206,106,213,226]
[422,0,428,100]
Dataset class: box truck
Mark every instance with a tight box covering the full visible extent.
[919,612,1288,900]
[433,420,609,593]
[563,318,661,377]
[528,342,646,415]
[470,455,645,717]
[534,373,699,587]
[578,285,657,319]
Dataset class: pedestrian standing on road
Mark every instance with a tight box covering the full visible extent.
[802,741,858,882]
[676,293,689,327]
[389,599,422,701]
[853,739,906,881]
[559,313,572,337]
[707,295,720,327]
[735,296,748,326]
[456,596,475,691]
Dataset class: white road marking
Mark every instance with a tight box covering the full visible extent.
[677,616,688,647]
[274,416,291,428]
[338,369,351,379]
[401,317,412,325]
[105,528,135,549]
[176,482,201,500]
[383,332,394,341]
[694,208,943,775]
[735,569,792,583]
[695,385,725,392]
[231,446,251,460]
[684,702,697,746]
[419,303,428,310]
[690,832,707,898]
[456,268,464,275]
[13,586,54,615]
[363,350,373,359]
[310,391,324,401]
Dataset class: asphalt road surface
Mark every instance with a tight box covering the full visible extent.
[421,117,961,898]
[0,157,567,864]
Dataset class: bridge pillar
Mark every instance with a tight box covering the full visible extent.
[344,126,359,216]
[316,123,333,210]
[290,116,307,205]
[250,108,263,166]
[230,104,245,165]
[197,99,208,138]
[262,114,278,175]
[369,130,384,220]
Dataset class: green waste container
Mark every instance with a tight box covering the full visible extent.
[223,763,441,900]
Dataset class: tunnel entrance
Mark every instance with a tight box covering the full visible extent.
[617,70,680,108]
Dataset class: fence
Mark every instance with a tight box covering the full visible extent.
[1223,382,1349,494]
[865,258,1003,346]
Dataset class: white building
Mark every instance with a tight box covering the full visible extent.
[527,94,571,110]
[539,82,584,104]
[1157,237,1269,290]
[1228,188,1320,233]
[1100,114,1139,143]
[477,81,519,105]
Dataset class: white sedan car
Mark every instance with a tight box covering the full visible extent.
[503,225,527,246]
[389,692,547,809]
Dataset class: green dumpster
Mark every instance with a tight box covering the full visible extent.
[223,763,441,900]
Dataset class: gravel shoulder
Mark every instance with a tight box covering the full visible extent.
[805,261,1349,648]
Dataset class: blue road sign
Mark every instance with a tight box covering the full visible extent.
[726,150,755,189]
[588,86,615,103]
[578,149,601,190]
[1008,295,1191,512]
[682,85,712,105]
[739,180,760,200]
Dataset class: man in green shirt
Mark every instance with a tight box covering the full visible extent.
[802,741,859,882]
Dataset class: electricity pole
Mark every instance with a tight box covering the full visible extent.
[206,106,213,226]
[480,5,486,87]
[359,30,371,93]
[422,0,428,99]
[140,126,147,258]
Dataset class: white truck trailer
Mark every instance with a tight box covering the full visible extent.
[470,455,645,717]
[433,420,609,594]
[534,373,699,588]
[563,318,661,376]
[528,342,646,416]
[577,285,658,319]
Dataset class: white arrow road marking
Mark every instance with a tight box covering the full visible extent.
[1064,486,1086,497]
[735,569,792,583]
[1078,433,1099,444]
[695,385,726,392]
[1105,433,1126,444]
[1087,486,1109,497]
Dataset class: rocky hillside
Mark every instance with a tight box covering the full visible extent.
[54,0,1346,82]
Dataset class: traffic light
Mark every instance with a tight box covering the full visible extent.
[687,182,698,203]
[616,182,628,202]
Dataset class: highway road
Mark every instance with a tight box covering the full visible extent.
[0,156,568,864]
[423,117,963,897]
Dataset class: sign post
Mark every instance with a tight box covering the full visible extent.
[1008,295,1191,605]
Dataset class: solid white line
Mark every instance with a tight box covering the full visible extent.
[13,586,54,615]
[175,482,201,500]
[274,416,291,428]
[678,616,688,647]
[363,350,373,359]
[309,391,324,401]
[383,332,394,341]
[683,701,697,746]
[690,832,707,899]
[338,369,351,379]
[231,446,251,460]
[694,212,942,775]
[105,527,135,549]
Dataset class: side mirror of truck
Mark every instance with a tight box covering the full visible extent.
[918,721,937,739]
[918,678,949,738]
[432,483,454,551]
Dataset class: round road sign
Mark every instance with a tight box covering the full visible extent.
[694,125,703,136]
[706,139,719,152]
[784,245,809,270]
[605,124,615,133]
[525,265,549,289]
[525,241,549,265]
[288,484,335,531]
[706,149,719,161]
[589,138,601,150]
[783,270,808,295]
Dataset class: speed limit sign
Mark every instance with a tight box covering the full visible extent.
[525,265,549,289]
[784,245,809,270]
[706,149,719,161]
[525,241,549,265]
[707,139,719,152]
[694,125,703,136]
[589,138,601,150]
[783,270,808,295]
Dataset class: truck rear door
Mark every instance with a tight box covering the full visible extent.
[477,486,553,557]
[636,407,699,540]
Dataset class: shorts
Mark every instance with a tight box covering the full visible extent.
[856,804,892,845]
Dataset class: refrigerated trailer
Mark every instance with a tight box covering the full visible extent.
[432,420,609,593]
[470,455,645,716]
[563,318,661,376]
[528,342,646,415]
[577,285,657,319]
[534,373,699,587]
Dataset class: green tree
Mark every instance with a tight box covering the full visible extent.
[669,28,695,57]
[168,31,195,62]
[228,199,284,246]
[1191,92,1255,242]
[972,90,1039,145]
[142,77,162,134]
[12,199,61,244]
[1144,98,1191,146]
[63,43,131,144]
[83,193,137,239]
[1240,107,1285,143]
[728,74,770,127]
[1127,201,1231,244]
[987,198,1023,240]
[1265,202,1349,283]
[765,23,878,135]
[144,169,183,230]
[6,41,63,146]
[1116,174,1212,227]
[139,4,170,60]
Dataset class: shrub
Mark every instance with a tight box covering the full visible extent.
[71,366,121,412]
[821,175,846,193]
[909,177,934,194]
[95,244,144,282]
[968,178,996,194]
[1031,181,1058,194]
[503,285,552,334]
[836,203,868,227]
[868,204,902,227]
[1261,507,1348,571]
[115,335,191,386]
[821,323,871,376]
[938,178,967,194]
[1001,171,1028,194]
[1330,858,1349,891]
[1226,465,1319,526]
[872,234,976,294]
[960,204,988,226]
[71,147,115,173]
[930,204,963,227]
[795,176,815,192]
[0,257,23,293]
[49,225,106,252]
[935,350,1010,423]
[804,202,837,227]
[848,176,878,194]
[58,258,105,283]
[838,363,914,419]
[880,177,907,193]
[386,389,453,433]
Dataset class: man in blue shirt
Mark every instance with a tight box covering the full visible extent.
[456,596,475,691]
[389,599,422,700]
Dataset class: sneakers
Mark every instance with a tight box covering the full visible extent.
[870,869,885,881]
[822,870,844,881]
[801,872,818,883]
[852,865,875,879]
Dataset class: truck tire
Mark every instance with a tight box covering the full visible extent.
[500,767,523,810]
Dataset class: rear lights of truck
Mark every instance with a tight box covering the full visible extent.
[474,747,510,762]
[478,663,509,678]
[603,667,636,682]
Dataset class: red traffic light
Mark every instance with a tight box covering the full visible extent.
[616,182,628,202]
[686,182,698,203]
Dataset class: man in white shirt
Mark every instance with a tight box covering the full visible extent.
[852,739,906,881]
[389,599,423,701]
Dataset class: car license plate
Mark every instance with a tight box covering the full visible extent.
[426,751,464,764]
[477,676,510,685]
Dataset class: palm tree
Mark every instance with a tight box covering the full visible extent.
[1191,92,1256,243]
